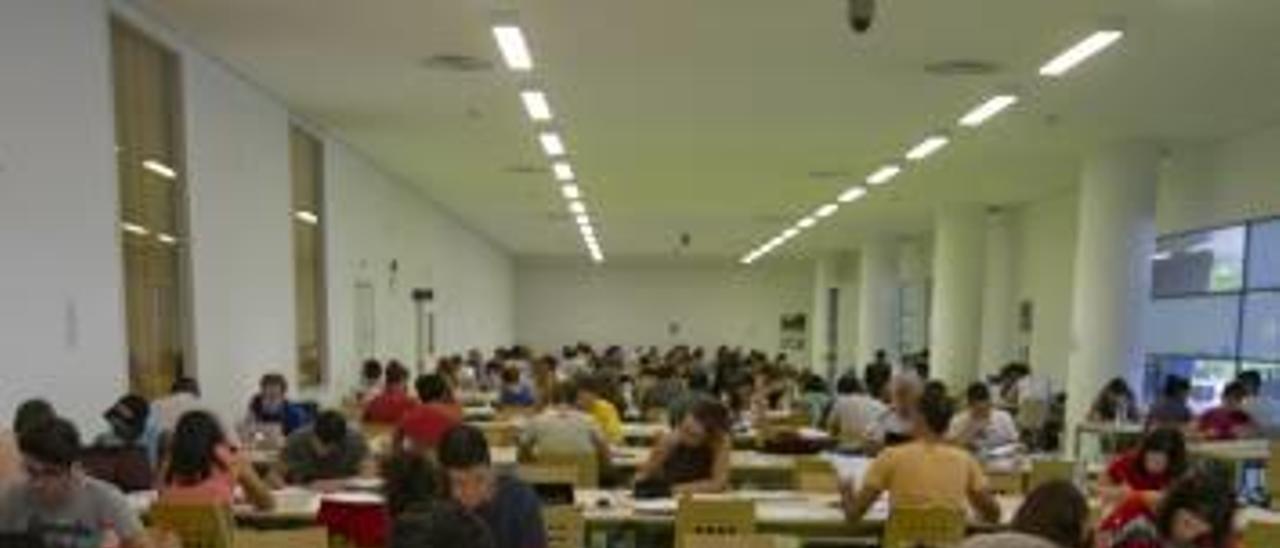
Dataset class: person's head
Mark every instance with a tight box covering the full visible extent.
[362,359,384,386]
[965,382,993,419]
[13,398,56,436]
[18,417,82,508]
[500,367,521,387]
[874,349,887,362]
[802,374,828,395]
[676,399,730,448]
[534,355,558,376]
[1010,480,1090,548]
[258,373,289,408]
[382,452,441,515]
[166,411,228,485]
[171,376,200,397]
[1155,467,1236,547]
[1104,377,1133,401]
[415,374,453,404]
[836,372,864,396]
[688,370,711,393]
[1163,375,1192,400]
[386,361,410,388]
[890,374,924,410]
[1221,380,1248,408]
[914,388,954,438]
[437,426,493,511]
[1137,427,1188,479]
[1237,370,1262,397]
[104,394,150,443]
[313,410,350,455]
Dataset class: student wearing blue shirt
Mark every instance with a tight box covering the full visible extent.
[245,374,310,435]
[438,425,545,548]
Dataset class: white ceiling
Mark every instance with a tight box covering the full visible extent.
[131,0,1280,261]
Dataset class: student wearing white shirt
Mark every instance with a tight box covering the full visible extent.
[825,373,887,446]
[948,383,1020,454]
[1238,370,1280,436]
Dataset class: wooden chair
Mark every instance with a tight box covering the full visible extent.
[675,498,756,548]
[480,422,519,447]
[543,505,586,548]
[882,506,966,548]
[518,461,581,486]
[534,451,601,487]
[1028,459,1076,492]
[232,527,328,548]
[149,502,235,548]
[792,456,840,493]
[1245,520,1280,546]
[985,471,1025,495]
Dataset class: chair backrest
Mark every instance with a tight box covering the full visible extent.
[985,471,1025,495]
[1245,520,1280,547]
[480,422,519,448]
[1028,459,1076,492]
[792,456,840,493]
[535,451,600,488]
[517,462,581,487]
[543,505,585,548]
[675,498,756,548]
[1267,441,1280,510]
[150,502,235,548]
[882,506,966,548]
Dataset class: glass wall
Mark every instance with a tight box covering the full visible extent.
[110,20,190,399]
[290,126,326,387]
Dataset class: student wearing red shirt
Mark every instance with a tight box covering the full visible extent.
[398,373,463,453]
[1097,467,1237,548]
[1100,428,1187,505]
[1197,381,1257,441]
[364,361,417,425]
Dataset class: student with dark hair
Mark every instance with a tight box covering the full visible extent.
[1099,466,1237,548]
[1099,427,1187,506]
[498,366,535,408]
[399,374,464,453]
[841,389,1000,524]
[1197,381,1256,440]
[636,399,732,494]
[1,399,57,483]
[1147,375,1193,429]
[438,425,546,548]
[1237,369,1280,436]
[246,373,309,435]
[159,411,274,510]
[864,349,893,402]
[576,375,623,444]
[0,417,152,548]
[948,382,1020,454]
[95,395,151,449]
[1088,377,1139,423]
[281,410,370,485]
[826,372,887,446]
[961,480,1090,548]
[354,359,384,405]
[364,362,417,424]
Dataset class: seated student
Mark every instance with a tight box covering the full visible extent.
[364,361,417,425]
[354,358,384,406]
[438,425,546,548]
[0,417,152,548]
[576,375,624,444]
[94,395,150,450]
[866,373,923,449]
[1237,370,1280,436]
[0,399,57,485]
[399,374,463,454]
[280,410,371,486]
[1147,375,1193,430]
[1098,466,1236,548]
[826,373,887,446]
[518,381,608,469]
[1197,380,1257,441]
[83,395,153,493]
[640,365,686,418]
[841,389,1001,524]
[159,411,274,511]
[1099,427,1187,506]
[245,373,310,436]
[497,366,536,408]
[636,399,732,494]
[960,480,1091,548]
[667,371,713,428]
[530,356,559,410]
[948,383,1021,454]
[1088,377,1140,423]
[797,373,833,426]
[864,349,894,402]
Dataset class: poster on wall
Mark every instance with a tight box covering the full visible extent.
[780,313,807,352]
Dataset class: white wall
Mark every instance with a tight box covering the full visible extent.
[0,0,126,428]
[0,0,515,427]
[1009,190,1079,389]
[515,260,811,360]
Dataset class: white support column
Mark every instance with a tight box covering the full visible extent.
[929,204,987,388]
[810,256,839,376]
[857,239,898,368]
[1066,142,1159,450]
[979,209,1017,378]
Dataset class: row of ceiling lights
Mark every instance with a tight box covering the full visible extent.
[493,23,604,263]
[739,27,1126,265]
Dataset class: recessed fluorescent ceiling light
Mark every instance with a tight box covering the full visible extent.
[539,132,565,156]
[552,162,575,181]
[959,95,1019,127]
[293,210,319,225]
[581,224,595,236]
[561,184,581,200]
[1039,30,1124,77]
[816,203,839,218]
[121,222,149,236]
[575,213,590,226]
[142,159,177,180]
[520,90,553,121]
[866,164,902,185]
[905,136,950,161]
[568,200,586,214]
[797,217,817,229]
[492,26,533,71]
[838,186,867,203]
[156,233,178,245]
[782,228,800,239]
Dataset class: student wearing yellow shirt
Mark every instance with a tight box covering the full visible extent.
[576,376,623,443]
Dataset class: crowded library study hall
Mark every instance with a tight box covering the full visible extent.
[6,1,1280,547]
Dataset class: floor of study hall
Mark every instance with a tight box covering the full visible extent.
[5,1,1280,547]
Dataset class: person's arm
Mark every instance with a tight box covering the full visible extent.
[946,415,978,446]
[840,480,883,523]
[104,487,154,548]
[231,452,276,511]
[965,459,1001,523]
[636,433,676,482]
[673,439,730,494]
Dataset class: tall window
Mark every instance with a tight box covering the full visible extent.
[110,20,190,398]
[1144,219,1280,410]
[290,126,326,387]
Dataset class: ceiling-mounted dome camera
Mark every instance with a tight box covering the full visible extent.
[848,0,876,34]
